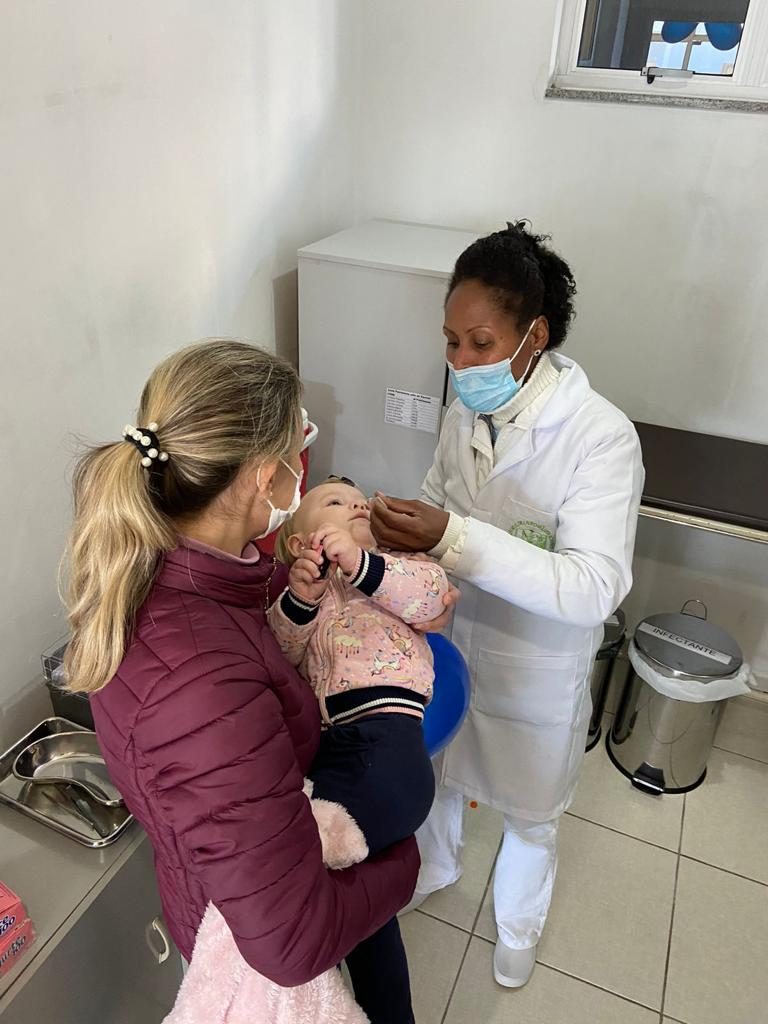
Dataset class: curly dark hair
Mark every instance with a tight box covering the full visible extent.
[448,221,577,349]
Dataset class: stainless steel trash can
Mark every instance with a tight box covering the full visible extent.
[607,601,744,794]
[586,609,626,751]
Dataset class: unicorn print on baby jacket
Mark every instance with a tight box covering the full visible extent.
[267,551,450,722]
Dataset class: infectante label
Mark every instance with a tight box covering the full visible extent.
[637,622,733,666]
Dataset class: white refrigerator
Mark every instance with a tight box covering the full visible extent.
[298,220,477,498]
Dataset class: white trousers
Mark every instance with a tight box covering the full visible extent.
[415,784,559,950]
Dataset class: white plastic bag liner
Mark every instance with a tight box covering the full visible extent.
[628,640,753,703]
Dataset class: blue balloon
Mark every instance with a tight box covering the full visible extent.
[423,634,471,757]
[661,21,697,44]
[705,22,743,51]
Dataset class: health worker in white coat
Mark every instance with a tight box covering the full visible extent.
[371,221,644,989]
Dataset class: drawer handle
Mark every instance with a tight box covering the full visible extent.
[145,916,171,964]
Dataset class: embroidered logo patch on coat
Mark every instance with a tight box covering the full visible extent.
[508,519,555,550]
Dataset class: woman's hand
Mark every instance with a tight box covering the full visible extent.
[370,494,450,553]
[310,524,362,577]
[411,581,460,633]
[288,547,329,605]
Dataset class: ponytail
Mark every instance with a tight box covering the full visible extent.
[63,442,176,693]
[62,339,302,693]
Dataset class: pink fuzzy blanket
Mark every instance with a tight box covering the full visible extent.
[163,783,370,1023]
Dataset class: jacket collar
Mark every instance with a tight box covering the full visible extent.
[157,543,279,608]
[535,354,590,428]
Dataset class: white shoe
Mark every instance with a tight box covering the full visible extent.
[398,890,429,916]
[493,940,537,988]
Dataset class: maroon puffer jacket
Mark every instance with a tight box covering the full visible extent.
[91,544,419,987]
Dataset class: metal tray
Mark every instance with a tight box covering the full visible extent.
[0,718,133,848]
[14,731,124,807]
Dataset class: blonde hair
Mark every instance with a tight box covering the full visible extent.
[63,339,301,694]
[274,515,299,566]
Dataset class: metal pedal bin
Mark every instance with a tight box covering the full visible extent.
[607,601,752,795]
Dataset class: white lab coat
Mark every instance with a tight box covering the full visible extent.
[422,354,644,822]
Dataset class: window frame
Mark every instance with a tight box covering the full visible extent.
[549,0,768,106]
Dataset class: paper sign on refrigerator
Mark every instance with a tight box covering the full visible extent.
[384,388,441,434]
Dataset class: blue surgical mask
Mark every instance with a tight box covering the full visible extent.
[448,320,538,414]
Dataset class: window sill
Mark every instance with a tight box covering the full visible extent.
[545,83,768,114]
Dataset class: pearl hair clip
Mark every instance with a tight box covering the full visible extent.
[122,422,170,469]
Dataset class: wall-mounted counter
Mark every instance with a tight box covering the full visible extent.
[635,422,768,545]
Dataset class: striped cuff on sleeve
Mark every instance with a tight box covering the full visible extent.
[346,550,386,596]
[281,589,322,625]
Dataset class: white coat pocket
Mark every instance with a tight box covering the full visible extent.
[474,649,579,725]
[500,496,557,551]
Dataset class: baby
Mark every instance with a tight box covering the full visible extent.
[267,476,451,860]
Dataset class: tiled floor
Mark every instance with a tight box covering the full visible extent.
[402,702,768,1024]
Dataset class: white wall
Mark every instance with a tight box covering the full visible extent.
[0,0,358,745]
[353,0,768,682]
